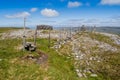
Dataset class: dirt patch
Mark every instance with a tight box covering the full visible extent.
[22,51,48,65]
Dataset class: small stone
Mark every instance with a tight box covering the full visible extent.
[76,55,79,57]
[83,73,87,78]
[97,60,100,62]
[77,72,83,77]
[90,57,93,60]
[0,59,2,61]
[90,74,98,77]
[83,69,87,73]
[86,70,91,74]
[76,69,79,72]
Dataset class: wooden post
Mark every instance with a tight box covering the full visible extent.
[34,27,37,45]
[63,28,65,40]
[23,17,26,50]
[93,25,96,40]
[78,26,80,33]
[93,25,96,33]
[70,26,72,38]
[59,25,62,42]
[48,29,51,48]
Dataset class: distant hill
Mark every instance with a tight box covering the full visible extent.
[0,27,29,33]
[0,27,29,29]
[94,27,120,35]
[53,27,120,35]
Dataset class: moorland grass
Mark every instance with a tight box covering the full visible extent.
[0,38,79,80]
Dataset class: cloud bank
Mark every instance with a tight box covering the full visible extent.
[5,12,30,18]
[68,1,82,8]
[100,0,120,5]
[41,8,59,17]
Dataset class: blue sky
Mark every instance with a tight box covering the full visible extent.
[0,0,120,27]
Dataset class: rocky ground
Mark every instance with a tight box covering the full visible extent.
[53,31,120,79]
[71,34,119,78]
[97,32,120,45]
[0,29,71,40]
[0,29,120,79]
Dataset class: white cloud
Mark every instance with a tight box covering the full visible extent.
[68,1,82,8]
[41,8,59,17]
[5,12,30,18]
[100,0,120,5]
[30,8,38,12]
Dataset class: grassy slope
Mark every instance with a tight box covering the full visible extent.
[0,38,79,80]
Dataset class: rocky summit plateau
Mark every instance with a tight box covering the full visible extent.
[0,27,119,80]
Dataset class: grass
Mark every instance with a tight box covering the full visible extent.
[91,51,120,80]
[0,27,25,33]
[89,32,113,43]
[0,28,120,80]
[0,38,79,80]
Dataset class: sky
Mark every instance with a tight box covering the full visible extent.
[0,0,120,27]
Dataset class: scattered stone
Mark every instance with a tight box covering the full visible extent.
[90,74,98,77]
[97,60,100,62]
[83,73,87,78]
[77,72,83,77]
[53,31,119,78]
[1,29,73,40]
[0,59,2,61]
